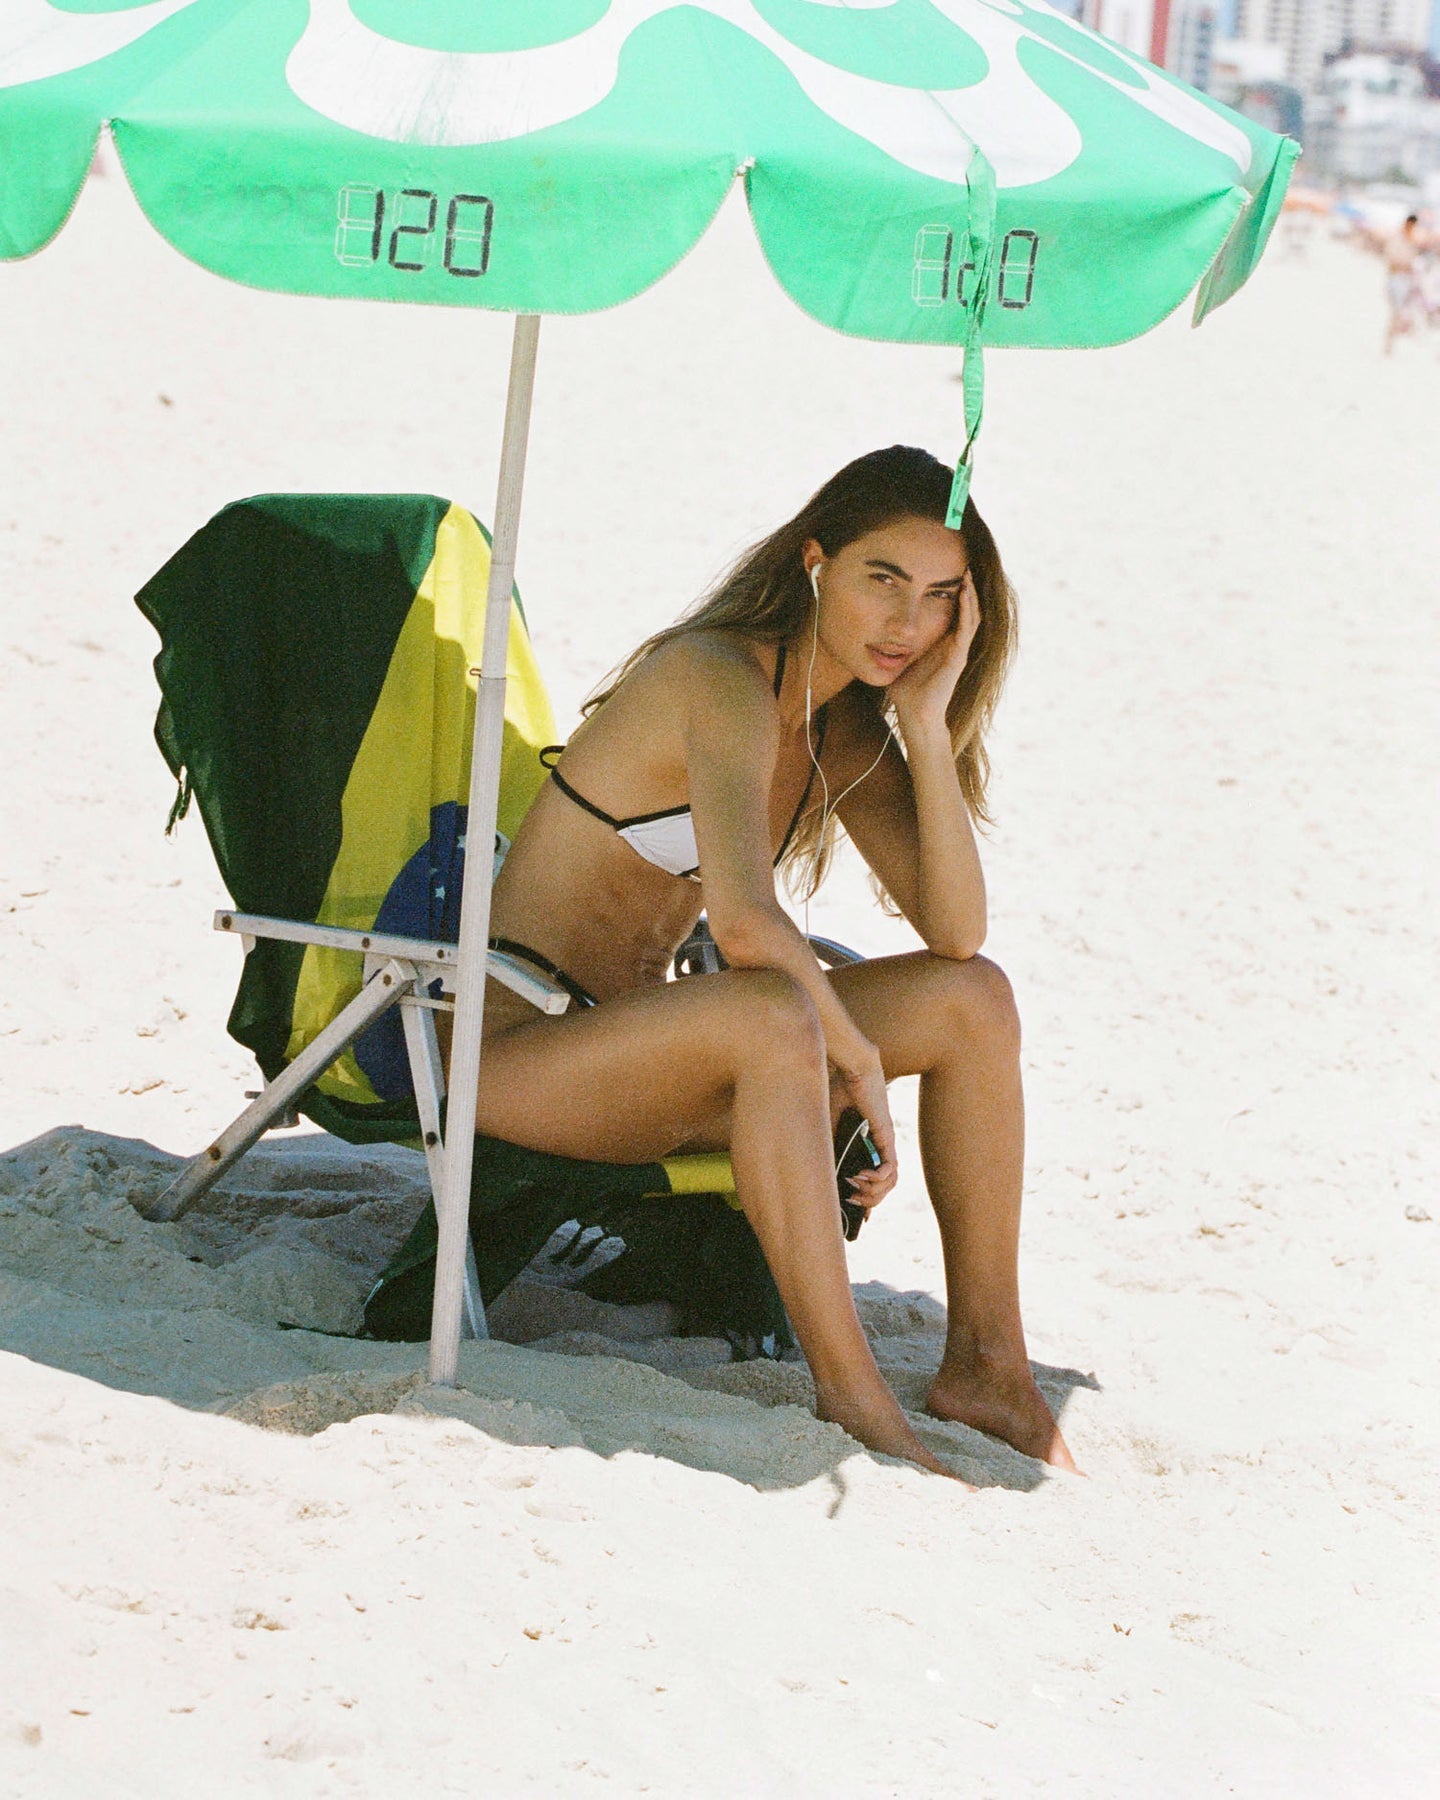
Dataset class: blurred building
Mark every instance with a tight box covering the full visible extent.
[1221,2,1440,175]
[1051,0,1440,172]
[1075,2,1161,58]
[1308,47,1440,181]
[1208,32,1289,100]
[1232,2,1433,92]
[1168,2,1224,88]
[1049,1,1225,88]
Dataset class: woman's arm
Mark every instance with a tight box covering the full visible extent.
[837,570,987,959]
[680,638,899,1195]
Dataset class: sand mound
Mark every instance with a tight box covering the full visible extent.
[0,1125,1039,1489]
[217,1369,432,1435]
[0,1125,426,1340]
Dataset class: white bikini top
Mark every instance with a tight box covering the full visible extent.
[617,811,702,880]
[538,646,827,883]
[539,760,705,881]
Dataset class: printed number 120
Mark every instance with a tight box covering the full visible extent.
[335,187,494,278]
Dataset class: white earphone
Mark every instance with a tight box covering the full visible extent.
[798,553,893,942]
[802,552,882,1181]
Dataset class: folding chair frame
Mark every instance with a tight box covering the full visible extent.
[143,910,574,1340]
[145,911,862,1349]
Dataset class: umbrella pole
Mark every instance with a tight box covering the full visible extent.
[429,312,542,1388]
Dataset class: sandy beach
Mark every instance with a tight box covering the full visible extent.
[1,143,1437,1794]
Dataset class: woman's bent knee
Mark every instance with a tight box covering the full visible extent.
[932,953,1021,1056]
[728,969,827,1073]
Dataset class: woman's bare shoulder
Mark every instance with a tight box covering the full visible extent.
[644,630,775,707]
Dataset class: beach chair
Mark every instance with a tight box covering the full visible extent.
[136,495,858,1356]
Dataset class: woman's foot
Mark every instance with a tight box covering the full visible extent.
[926,1351,1080,1472]
[816,1385,973,1485]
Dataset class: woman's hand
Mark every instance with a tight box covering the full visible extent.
[889,569,980,741]
[835,1048,898,1211]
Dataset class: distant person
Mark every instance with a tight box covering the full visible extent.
[1384,215,1424,354]
[1418,225,1440,334]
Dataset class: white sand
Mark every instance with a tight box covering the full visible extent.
[0,150,1436,1794]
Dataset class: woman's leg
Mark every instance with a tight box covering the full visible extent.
[827,952,1078,1471]
[470,969,956,1476]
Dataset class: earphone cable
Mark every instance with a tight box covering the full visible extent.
[834,1113,867,1179]
[802,565,894,937]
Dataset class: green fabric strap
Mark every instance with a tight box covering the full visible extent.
[947,150,996,530]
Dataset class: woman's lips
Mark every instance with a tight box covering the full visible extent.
[866,645,910,675]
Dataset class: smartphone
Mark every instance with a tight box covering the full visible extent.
[835,1108,881,1242]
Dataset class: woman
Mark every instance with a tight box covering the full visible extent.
[475,445,1075,1477]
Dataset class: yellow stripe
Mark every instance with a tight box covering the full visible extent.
[658,1152,739,1198]
[285,505,556,1099]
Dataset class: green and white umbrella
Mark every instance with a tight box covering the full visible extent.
[1,0,1298,1381]
[4,0,1294,338]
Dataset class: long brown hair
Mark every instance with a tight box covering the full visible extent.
[584,446,1018,900]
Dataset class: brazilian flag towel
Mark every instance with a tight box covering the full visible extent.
[137,493,555,1143]
[137,496,790,1355]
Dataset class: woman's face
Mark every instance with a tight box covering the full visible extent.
[803,515,968,688]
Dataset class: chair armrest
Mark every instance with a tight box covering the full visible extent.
[804,934,863,970]
[213,910,570,1014]
[672,916,863,978]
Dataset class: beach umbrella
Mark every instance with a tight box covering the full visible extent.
[1,0,1298,1386]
